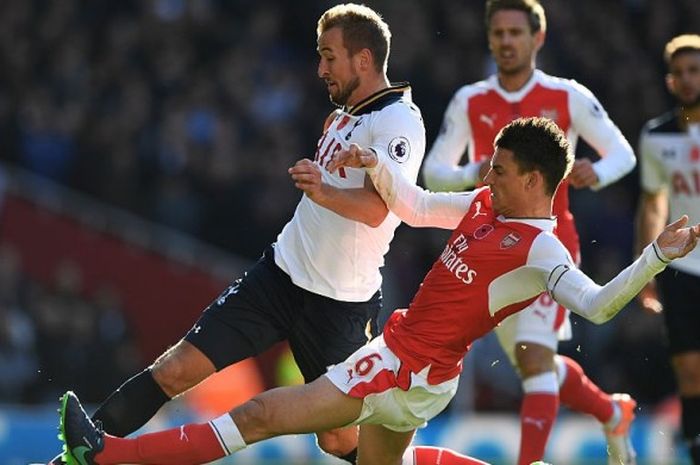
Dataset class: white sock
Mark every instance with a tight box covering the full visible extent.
[402,446,417,465]
[523,371,558,394]
[604,401,621,429]
[209,414,247,454]
[554,355,567,387]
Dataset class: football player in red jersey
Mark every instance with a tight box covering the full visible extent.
[57,117,700,465]
[422,1,637,463]
[636,34,700,465]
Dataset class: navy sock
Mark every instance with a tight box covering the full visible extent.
[91,368,170,437]
[338,448,358,465]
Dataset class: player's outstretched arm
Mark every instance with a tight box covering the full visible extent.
[547,215,699,324]
[329,144,472,230]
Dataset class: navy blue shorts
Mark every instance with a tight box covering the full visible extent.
[184,245,381,381]
[656,267,700,355]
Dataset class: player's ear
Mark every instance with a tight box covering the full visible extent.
[527,171,540,190]
[358,48,373,72]
[665,73,676,95]
[533,30,545,53]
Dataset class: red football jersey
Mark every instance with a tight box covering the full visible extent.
[424,70,637,263]
[383,189,546,384]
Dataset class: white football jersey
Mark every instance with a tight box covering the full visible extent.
[639,112,700,276]
[274,84,426,301]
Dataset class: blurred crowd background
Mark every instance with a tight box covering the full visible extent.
[0,0,698,421]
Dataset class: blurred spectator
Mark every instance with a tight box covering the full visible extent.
[7,258,141,404]
[0,245,38,402]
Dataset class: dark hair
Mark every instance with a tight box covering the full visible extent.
[485,0,546,34]
[317,3,391,74]
[664,34,700,64]
[494,117,572,196]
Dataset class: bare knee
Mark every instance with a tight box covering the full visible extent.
[151,341,215,397]
[673,352,700,396]
[231,396,274,443]
[316,427,358,457]
[515,342,556,379]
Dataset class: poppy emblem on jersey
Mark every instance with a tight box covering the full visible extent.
[336,115,351,130]
[691,145,700,162]
[473,224,494,240]
[500,232,521,249]
[388,137,410,163]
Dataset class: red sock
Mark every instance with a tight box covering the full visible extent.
[558,355,613,423]
[410,446,490,464]
[518,393,558,465]
[95,423,226,465]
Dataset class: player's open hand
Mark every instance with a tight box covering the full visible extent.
[568,158,599,189]
[327,143,377,173]
[288,158,324,200]
[656,215,700,260]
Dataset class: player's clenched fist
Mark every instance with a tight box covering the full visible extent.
[327,143,378,173]
[568,158,599,188]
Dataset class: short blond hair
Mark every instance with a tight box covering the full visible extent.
[664,34,700,64]
[317,3,391,74]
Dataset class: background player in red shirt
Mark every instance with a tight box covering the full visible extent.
[422,1,637,463]
[56,117,700,465]
[636,34,700,465]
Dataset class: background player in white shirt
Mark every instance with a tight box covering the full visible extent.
[636,34,700,465]
[57,117,700,465]
[47,4,425,465]
[422,1,637,463]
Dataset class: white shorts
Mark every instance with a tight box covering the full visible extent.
[494,293,572,365]
[324,335,459,432]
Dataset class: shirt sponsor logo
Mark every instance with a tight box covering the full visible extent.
[671,170,700,195]
[388,136,410,163]
[440,234,477,284]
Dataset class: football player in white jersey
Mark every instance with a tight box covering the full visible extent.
[636,34,700,465]
[47,4,425,465]
[57,117,700,465]
[421,1,637,463]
